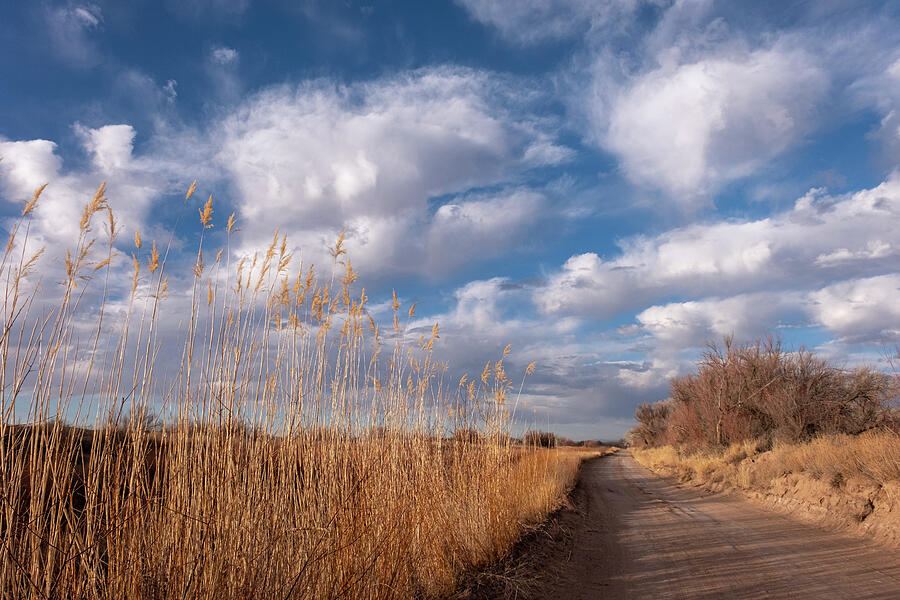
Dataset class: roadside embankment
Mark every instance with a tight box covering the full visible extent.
[633,432,900,547]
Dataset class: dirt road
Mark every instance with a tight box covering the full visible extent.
[528,450,900,599]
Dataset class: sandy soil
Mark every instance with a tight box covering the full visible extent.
[473,450,900,599]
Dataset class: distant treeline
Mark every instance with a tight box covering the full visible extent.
[451,428,610,448]
[627,336,899,450]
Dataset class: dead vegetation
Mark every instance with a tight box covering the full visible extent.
[628,336,899,484]
[629,336,898,452]
[451,446,617,600]
[633,431,900,490]
[0,178,587,599]
[629,336,900,543]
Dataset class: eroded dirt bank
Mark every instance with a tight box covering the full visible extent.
[743,470,900,549]
[466,450,900,599]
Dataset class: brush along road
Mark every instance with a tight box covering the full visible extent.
[532,450,900,599]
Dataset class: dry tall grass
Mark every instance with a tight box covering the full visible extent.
[633,431,900,490]
[0,180,587,599]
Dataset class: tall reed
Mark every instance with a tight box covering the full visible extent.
[0,180,584,599]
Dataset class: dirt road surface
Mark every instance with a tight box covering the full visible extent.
[528,450,900,599]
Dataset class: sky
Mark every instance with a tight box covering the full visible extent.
[1,0,900,439]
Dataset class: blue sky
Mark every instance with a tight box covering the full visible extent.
[2,0,900,439]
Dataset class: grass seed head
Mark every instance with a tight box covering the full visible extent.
[23,183,47,216]
[199,195,214,228]
[330,229,347,261]
[93,255,114,272]
[80,182,108,232]
[148,241,159,273]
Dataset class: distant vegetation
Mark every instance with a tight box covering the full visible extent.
[628,336,900,499]
[628,336,898,450]
[0,180,600,599]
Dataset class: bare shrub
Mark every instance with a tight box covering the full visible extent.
[641,336,897,449]
[107,403,164,432]
[631,400,672,447]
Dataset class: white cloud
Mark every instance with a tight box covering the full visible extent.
[851,55,900,164]
[427,189,544,274]
[1,67,567,286]
[45,3,104,67]
[807,274,900,343]
[612,290,803,389]
[72,6,101,27]
[618,273,900,392]
[113,70,186,114]
[74,124,136,172]
[637,292,803,348]
[408,276,667,427]
[164,80,178,103]
[600,44,828,201]
[217,67,566,277]
[0,124,182,251]
[206,47,242,101]
[815,240,893,265]
[211,46,239,65]
[539,174,900,318]
[455,0,637,45]
[522,138,575,166]
[573,1,900,205]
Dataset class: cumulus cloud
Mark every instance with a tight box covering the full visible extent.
[531,172,900,410]
[604,291,801,389]
[74,123,137,172]
[598,44,828,201]
[618,272,900,391]
[408,277,666,432]
[636,292,805,350]
[427,189,544,273]
[217,67,568,277]
[455,0,637,45]
[807,274,900,344]
[538,174,900,318]
[0,124,185,253]
[0,66,569,287]
[570,0,900,206]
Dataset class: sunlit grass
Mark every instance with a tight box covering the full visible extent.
[0,179,594,599]
[633,432,900,490]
